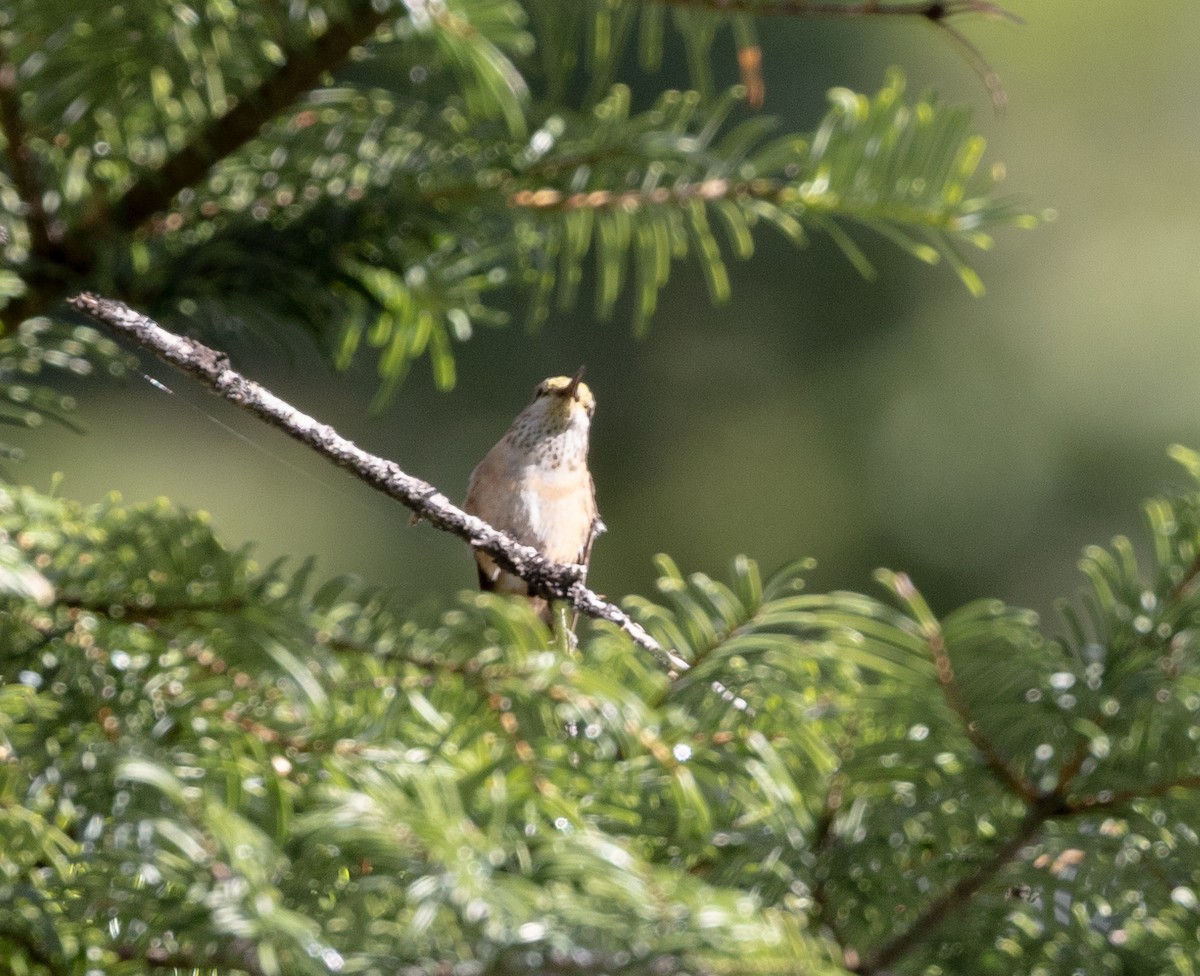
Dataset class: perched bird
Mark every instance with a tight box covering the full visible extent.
[464,369,602,620]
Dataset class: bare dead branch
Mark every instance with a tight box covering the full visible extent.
[66,292,689,676]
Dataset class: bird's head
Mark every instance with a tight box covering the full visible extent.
[530,367,595,422]
[497,367,594,461]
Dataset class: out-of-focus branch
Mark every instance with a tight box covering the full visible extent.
[1066,773,1200,814]
[888,571,1041,804]
[651,0,1019,110]
[853,798,1057,975]
[853,766,1200,974]
[116,937,266,975]
[5,3,389,328]
[66,293,689,676]
[97,3,389,239]
[650,0,1016,20]
[0,41,61,263]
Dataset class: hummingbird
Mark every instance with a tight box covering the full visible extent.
[464,368,602,621]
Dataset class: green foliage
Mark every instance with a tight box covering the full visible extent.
[3,448,1200,974]
[10,5,1180,975]
[508,70,1030,338]
[0,0,1036,397]
[0,484,841,975]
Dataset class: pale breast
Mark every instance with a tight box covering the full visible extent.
[468,460,592,556]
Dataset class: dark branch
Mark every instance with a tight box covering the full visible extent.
[1168,551,1200,605]
[0,41,61,263]
[1051,722,1100,798]
[67,293,689,675]
[854,764,1200,974]
[0,924,69,976]
[650,0,1018,111]
[1065,773,1200,814]
[809,769,861,969]
[116,937,265,975]
[4,3,389,329]
[650,0,1017,19]
[853,799,1056,975]
[58,594,249,622]
[99,3,389,238]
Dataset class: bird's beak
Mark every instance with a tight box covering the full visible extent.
[563,366,586,401]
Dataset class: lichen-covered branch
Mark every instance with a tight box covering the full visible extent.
[67,293,689,675]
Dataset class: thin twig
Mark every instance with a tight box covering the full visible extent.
[809,768,861,969]
[916,612,1040,803]
[66,293,689,676]
[651,0,1018,20]
[1051,722,1099,798]
[922,11,1009,112]
[651,0,1019,111]
[1065,773,1200,814]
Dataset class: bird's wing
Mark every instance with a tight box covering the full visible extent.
[465,449,505,593]
[576,473,605,581]
[465,449,533,595]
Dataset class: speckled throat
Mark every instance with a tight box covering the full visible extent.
[504,405,589,470]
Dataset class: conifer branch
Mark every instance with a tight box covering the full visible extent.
[900,584,1040,803]
[510,177,761,212]
[855,762,1200,974]
[66,292,689,676]
[0,41,61,264]
[98,3,389,239]
[853,798,1055,975]
[6,3,390,328]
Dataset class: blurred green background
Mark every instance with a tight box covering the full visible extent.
[16,1,1200,625]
